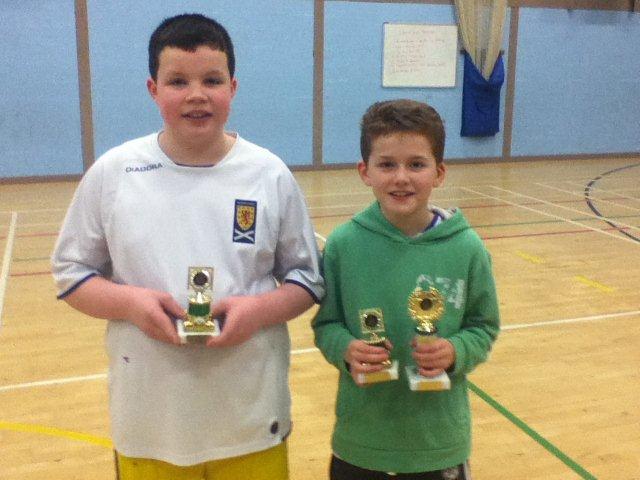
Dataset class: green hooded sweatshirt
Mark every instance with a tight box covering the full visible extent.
[313,202,500,473]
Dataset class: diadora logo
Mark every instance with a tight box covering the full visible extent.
[125,163,163,173]
[233,199,257,244]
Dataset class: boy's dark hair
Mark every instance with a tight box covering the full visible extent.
[360,99,445,164]
[148,13,235,80]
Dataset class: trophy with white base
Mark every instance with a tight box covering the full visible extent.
[406,287,451,391]
[176,267,221,344]
[355,308,398,384]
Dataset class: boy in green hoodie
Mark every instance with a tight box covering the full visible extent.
[313,99,500,479]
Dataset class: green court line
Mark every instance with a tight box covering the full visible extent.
[2,384,599,478]
[0,382,603,479]
[468,381,597,480]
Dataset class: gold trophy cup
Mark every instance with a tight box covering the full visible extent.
[406,287,451,391]
[176,267,221,344]
[355,308,399,384]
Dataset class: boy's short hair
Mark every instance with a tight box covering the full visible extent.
[148,13,235,80]
[360,99,445,164]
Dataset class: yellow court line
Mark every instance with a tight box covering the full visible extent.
[574,275,615,293]
[515,250,545,264]
[0,421,112,449]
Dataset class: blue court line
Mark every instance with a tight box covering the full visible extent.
[584,162,640,243]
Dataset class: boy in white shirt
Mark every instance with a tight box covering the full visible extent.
[52,13,324,480]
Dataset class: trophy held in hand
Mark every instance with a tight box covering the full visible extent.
[406,287,451,391]
[176,267,221,344]
[356,308,399,384]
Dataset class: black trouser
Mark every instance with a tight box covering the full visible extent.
[330,455,469,480]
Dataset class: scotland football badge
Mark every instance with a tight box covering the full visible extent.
[233,199,257,244]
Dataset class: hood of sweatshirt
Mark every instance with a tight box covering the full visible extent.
[351,201,471,244]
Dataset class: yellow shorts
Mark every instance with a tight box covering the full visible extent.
[116,442,288,480]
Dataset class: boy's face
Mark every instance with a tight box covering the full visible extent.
[358,132,445,235]
[147,45,237,146]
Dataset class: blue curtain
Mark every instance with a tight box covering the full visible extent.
[461,52,504,137]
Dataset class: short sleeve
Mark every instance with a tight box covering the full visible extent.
[51,161,112,298]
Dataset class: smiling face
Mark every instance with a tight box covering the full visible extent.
[358,132,445,236]
[146,45,237,152]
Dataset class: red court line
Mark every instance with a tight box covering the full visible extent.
[10,271,51,277]
[9,226,631,278]
[2,197,632,235]
[457,195,630,210]
[482,226,629,241]
[0,232,59,240]
[309,196,631,219]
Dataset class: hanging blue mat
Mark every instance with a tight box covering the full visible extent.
[461,51,504,137]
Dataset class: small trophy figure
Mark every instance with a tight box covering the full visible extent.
[356,308,399,384]
[406,287,451,391]
[176,267,221,344]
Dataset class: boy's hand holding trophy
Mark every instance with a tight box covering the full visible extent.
[406,287,451,391]
[354,308,399,384]
[176,267,221,344]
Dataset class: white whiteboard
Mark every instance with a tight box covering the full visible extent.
[382,23,458,88]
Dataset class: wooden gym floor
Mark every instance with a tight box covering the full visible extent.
[1,158,639,479]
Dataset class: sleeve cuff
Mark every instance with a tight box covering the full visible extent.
[284,279,321,304]
[56,273,98,300]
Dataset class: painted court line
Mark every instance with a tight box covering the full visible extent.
[9,221,62,229]
[573,275,614,293]
[468,382,597,480]
[0,421,112,449]
[0,386,604,480]
[9,270,50,278]
[566,181,640,202]
[0,207,67,215]
[514,250,545,264]
[0,212,18,329]
[490,185,640,234]
[463,186,640,247]
[538,182,640,214]
[13,256,51,263]
[500,310,638,331]
[314,231,327,244]
[0,373,108,393]
[2,309,637,394]
[566,178,640,196]
[2,311,635,477]
[308,202,369,211]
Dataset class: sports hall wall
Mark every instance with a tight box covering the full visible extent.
[1,0,639,180]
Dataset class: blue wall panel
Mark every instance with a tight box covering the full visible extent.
[323,1,507,164]
[0,3,82,177]
[512,9,640,156]
[88,0,314,165]
[2,2,638,179]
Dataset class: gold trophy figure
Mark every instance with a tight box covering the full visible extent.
[406,287,451,391]
[176,267,221,344]
[355,308,399,384]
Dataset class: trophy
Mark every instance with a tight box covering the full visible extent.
[355,308,398,384]
[176,267,221,344]
[406,287,451,391]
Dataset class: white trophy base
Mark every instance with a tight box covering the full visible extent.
[356,360,399,384]
[405,366,451,391]
[176,319,221,345]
